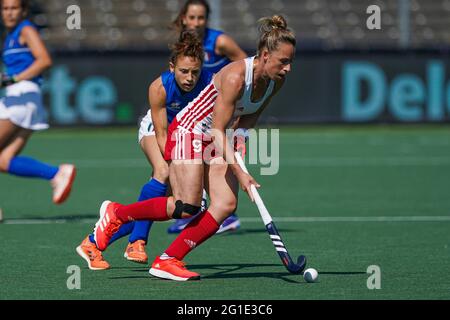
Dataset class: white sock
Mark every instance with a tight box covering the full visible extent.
[159,253,172,260]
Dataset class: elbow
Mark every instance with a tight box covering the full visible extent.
[42,56,53,70]
[46,57,53,69]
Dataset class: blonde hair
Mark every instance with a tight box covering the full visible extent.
[257,15,296,55]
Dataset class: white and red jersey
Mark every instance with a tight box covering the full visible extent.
[172,56,275,136]
[165,56,275,161]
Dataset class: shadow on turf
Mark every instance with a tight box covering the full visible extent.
[108,263,311,283]
[106,264,366,283]
[218,228,302,236]
[192,264,365,282]
[196,264,302,283]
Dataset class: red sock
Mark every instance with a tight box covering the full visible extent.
[165,210,219,260]
[115,197,169,222]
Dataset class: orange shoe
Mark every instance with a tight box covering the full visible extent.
[51,164,76,204]
[94,200,123,251]
[124,240,148,264]
[76,236,110,270]
[149,256,200,281]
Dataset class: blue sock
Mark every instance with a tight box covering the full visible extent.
[88,233,96,244]
[7,156,58,180]
[129,178,168,243]
[109,222,136,244]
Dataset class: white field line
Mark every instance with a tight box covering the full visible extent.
[287,138,450,146]
[41,156,450,168]
[2,218,97,225]
[281,157,450,167]
[241,216,450,222]
[2,216,450,225]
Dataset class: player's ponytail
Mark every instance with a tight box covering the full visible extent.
[171,0,211,33]
[169,29,204,65]
[257,15,296,55]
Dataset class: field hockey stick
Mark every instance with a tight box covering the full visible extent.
[234,152,307,274]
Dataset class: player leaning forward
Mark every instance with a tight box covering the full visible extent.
[94,15,295,281]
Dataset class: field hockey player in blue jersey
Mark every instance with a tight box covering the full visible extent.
[76,30,212,270]
[0,0,76,208]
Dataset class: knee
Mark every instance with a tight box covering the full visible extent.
[171,200,202,219]
[212,199,237,216]
[224,201,238,215]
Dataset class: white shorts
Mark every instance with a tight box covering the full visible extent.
[138,109,156,143]
[0,80,48,131]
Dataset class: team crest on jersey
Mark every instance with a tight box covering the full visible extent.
[170,102,181,110]
[204,52,210,62]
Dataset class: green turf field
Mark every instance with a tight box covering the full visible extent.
[1,125,449,300]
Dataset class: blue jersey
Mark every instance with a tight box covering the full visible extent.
[2,19,42,85]
[161,69,213,124]
[202,28,231,74]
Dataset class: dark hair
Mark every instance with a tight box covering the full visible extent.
[257,15,296,55]
[169,29,204,65]
[171,0,210,33]
[0,0,29,16]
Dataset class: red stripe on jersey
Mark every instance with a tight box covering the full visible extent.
[179,84,216,129]
[186,95,217,132]
[179,84,217,129]
[178,84,214,127]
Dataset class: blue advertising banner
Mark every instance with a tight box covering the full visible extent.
[38,51,450,125]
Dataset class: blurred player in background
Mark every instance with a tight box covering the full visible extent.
[93,15,296,281]
[167,0,247,234]
[76,30,213,270]
[0,0,75,207]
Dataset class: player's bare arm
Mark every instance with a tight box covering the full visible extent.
[15,26,52,82]
[211,71,260,201]
[216,34,247,61]
[149,77,168,154]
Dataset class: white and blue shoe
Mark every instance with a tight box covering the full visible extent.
[216,213,241,234]
[167,215,197,234]
[167,213,241,234]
